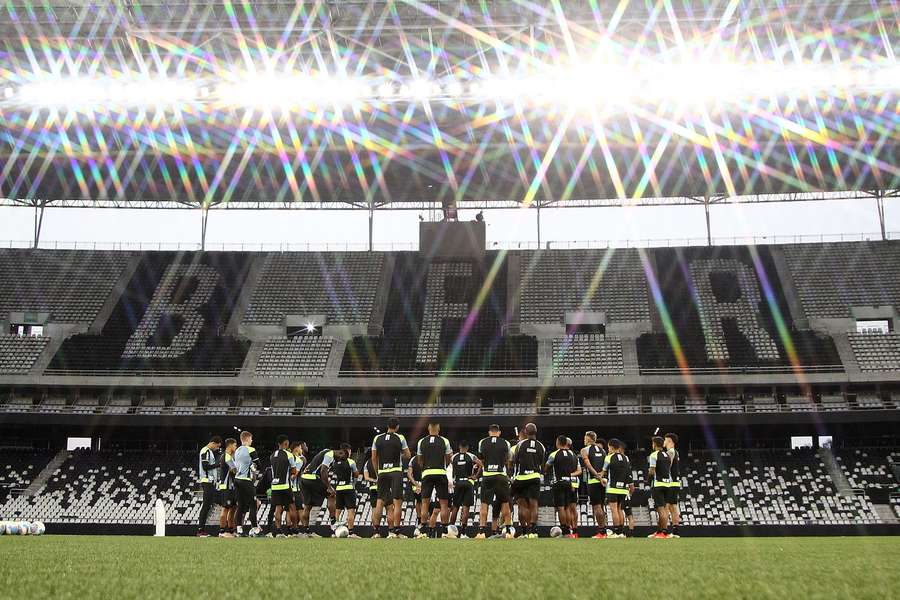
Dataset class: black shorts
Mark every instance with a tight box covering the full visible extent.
[367,487,378,508]
[270,489,292,508]
[512,478,541,502]
[452,480,475,508]
[235,479,256,509]
[421,474,450,502]
[481,474,511,504]
[292,490,303,507]
[377,472,404,502]
[335,490,357,510]
[665,487,680,505]
[218,487,236,508]
[651,487,668,508]
[587,482,606,506]
[301,477,327,507]
[552,482,575,508]
[606,492,628,505]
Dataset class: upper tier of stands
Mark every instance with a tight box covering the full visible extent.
[244,252,384,326]
[0,249,132,323]
[254,336,333,378]
[551,334,624,377]
[848,332,900,372]
[341,253,537,376]
[637,246,841,372]
[517,249,650,324]
[48,252,251,375]
[782,241,900,319]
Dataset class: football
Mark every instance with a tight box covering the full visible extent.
[550,526,563,538]
[334,525,349,538]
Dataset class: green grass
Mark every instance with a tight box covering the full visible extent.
[1,536,898,599]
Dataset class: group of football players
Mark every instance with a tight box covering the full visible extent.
[195,419,682,539]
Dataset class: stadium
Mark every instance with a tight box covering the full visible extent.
[0,0,899,597]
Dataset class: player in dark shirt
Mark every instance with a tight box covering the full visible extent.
[371,418,411,538]
[648,436,672,539]
[665,432,682,538]
[216,438,238,538]
[581,431,608,538]
[601,438,634,538]
[269,434,295,537]
[449,441,480,538]
[330,443,361,538]
[299,447,338,537]
[511,423,545,539]
[546,435,581,538]
[415,422,453,538]
[475,424,513,539]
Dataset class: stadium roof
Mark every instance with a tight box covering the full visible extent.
[0,0,897,211]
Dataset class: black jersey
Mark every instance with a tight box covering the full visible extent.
[648,449,672,487]
[549,448,579,485]
[451,451,477,482]
[372,432,408,474]
[604,452,633,494]
[331,457,358,491]
[404,455,422,483]
[669,448,681,487]
[584,444,606,482]
[364,458,378,489]
[512,439,546,480]
[417,435,452,476]
[478,436,511,476]
[302,449,335,480]
[218,451,235,491]
[270,448,293,491]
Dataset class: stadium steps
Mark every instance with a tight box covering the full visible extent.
[324,338,348,377]
[620,338,640,372]
[872,504,898,524]
[769,246,809,329]
[227,253,268,335]
[818,447,854,497]
[830,333,862,375]
[240,340,268,377]
[367,252,395,335]
[23,449,69,497]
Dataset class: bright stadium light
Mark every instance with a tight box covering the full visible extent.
[17,77,198,107]
[216,73,370,107]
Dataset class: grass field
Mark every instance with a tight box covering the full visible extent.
[1,536,898,599]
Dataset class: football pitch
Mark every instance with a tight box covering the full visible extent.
[1,536,898,599]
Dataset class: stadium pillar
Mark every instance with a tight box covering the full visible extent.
[32,201,45,249]
[704,196,712,246]
[368,204,374,252]
[536,203,542,247]
[200,204,209,251]
[875,191,886,241]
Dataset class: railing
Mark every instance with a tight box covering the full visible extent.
[338,369,538,377]
[1,230,898,252]
[41,369,242,377]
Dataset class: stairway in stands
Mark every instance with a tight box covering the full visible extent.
[24,449,69,497]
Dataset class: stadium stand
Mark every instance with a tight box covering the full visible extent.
[835,448,900,490]
[551,334,624,376]
[517,249,649,324]
[0,448,55,494]
[637,246,841,372]
[848,332,900,372]
[243,252,384,326]
[0,249,132,323]
[47,252,251,375]
[254,336,333,378]
[0,449,199,524]
[0,334,49,374]
[782,241,900,319]
[340,253,537,375]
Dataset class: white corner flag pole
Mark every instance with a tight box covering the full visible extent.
[154,499,166,537]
